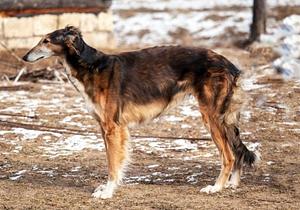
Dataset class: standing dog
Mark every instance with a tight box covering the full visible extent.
[23,26,260,199]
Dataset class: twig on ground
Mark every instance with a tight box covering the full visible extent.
[0,112,37,119]
[0,119,212,141]
[14,67,27,83]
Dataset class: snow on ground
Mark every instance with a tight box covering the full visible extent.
[112,0,300,47]
[0,82,215,159]
[40,134,105,158]
[113,0,300,11]
[9,169,27,181]
[113,8,251,47]
[261,15,300,79]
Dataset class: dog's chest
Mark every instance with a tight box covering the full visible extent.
[63,62,102,120]
[72,77,97,115]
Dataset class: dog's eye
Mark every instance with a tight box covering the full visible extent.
[43,39,50,44]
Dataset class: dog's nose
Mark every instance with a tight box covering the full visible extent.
[22,54,28,62]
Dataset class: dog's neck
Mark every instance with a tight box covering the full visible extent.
[64,39,111,80]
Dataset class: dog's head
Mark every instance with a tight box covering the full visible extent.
[23,26,83,62]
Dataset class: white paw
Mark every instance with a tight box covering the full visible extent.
[92,181,117,199]
[200,184,222,194]
[92,185,113,199]
[225,181,238,189]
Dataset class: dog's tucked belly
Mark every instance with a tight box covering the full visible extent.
[121,91,189,125]
[121,100,167,124]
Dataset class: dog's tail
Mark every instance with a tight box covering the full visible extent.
[224,74,261,168]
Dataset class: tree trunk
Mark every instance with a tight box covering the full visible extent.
[250,0,267,42]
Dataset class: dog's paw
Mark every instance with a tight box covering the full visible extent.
[92,181,117,199]
[200,185,222,194]
[225,182,238,189]
[92,185,113,199]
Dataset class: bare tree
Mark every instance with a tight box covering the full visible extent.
[250,0,267,42]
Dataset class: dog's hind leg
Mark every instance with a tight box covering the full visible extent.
[224,125,243,189]
[223,86,261,189]
[224,124,261,189]
[199,111,235,193]
[92,123,130,199]
[197,70,260,193]
[195,71,235,194]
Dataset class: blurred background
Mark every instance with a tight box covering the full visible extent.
[0,1,299,209]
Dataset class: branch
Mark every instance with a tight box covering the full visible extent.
[0,119,212,141]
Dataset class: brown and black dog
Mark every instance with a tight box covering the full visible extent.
[23,26,260,199]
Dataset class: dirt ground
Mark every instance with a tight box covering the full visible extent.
[0,47,299,210]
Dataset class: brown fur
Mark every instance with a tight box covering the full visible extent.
[23,26,259,198]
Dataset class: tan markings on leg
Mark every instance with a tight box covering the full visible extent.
[214,132,235,187]
[200,117,235,193]
[92,123,130,199]
[198,73,235,194]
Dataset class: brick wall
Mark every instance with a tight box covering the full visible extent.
[0,11,115,50]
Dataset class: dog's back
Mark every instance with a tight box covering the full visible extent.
[115,45,240,106]
[23,26,259,198]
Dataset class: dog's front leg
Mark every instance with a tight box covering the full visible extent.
[92,123,130,199]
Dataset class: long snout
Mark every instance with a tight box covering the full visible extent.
[22,45,53,62]
[22,50,33,62]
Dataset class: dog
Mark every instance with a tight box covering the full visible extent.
[23,26,260,199]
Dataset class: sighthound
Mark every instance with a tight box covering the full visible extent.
[23,26,260,199]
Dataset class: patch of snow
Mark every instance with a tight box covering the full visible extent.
[273,57,300,79]
[186,172,203,184]
[147,164,159,168]
[266,161,275,165]
[70,166,81,172]
[112,0,300,11]
[41,134,104,158]
[242,111,252,121]
[200,153,214,158]
[0,92,10,100]
[290,128,300,133]
[61,114,86,127]
[241,131,252,135]
[281,121,299,126]
[112,0,300,47]
[173,139,198,151]
[62,174,78,178]
[179,106,200,117]
[281,143,293,147]
[125,175,152,183]
[260,15,300,79]
[9,170,27,181]
[12,128,44,140]
[163,115,184,122]
[37,170,55,177]
[9,175,22,181]
[167,167,180,171]
[242,77,268,91]
[113,4,251,47]
[181,124,192,129]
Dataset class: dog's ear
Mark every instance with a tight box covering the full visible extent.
[64,26,82,37]
[63,26,82,55]
[64,35,79,55]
